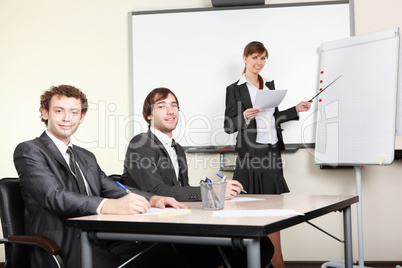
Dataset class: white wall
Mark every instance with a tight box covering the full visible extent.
[0,0,401,263]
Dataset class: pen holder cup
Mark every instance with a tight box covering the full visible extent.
[200,182,226,210]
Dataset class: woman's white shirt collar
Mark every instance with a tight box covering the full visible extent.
[237,73,268,86]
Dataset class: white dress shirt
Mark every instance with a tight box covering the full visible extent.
[150,126,180,182]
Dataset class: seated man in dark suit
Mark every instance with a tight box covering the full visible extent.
[122,87,274,267]
[13,85,188,268]
[121,87,244,201]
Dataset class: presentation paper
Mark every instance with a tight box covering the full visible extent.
[253,89,287,109]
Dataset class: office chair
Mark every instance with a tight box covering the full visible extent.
[0,177,65,268]
[109,174,125,184]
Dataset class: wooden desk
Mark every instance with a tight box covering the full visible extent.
[67,194,358,268]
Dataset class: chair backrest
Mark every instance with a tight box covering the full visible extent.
[109,174,125,184]
[0,177,30,267]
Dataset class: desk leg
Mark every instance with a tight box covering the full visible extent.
[246,237,261,268]
[81,231,93,268]
[343,205,353,268]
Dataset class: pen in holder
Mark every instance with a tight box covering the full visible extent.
[200,180,226,210]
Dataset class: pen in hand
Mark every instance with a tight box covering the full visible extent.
[116,181,132,194]
[216,173,247,194]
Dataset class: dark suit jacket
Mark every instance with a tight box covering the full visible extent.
[122,130,201,202]
[13,132,153,268]
[224,80,299,157]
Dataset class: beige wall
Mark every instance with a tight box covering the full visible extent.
[0,0,401,263]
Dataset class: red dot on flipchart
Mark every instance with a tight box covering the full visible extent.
[321,71,324,74]
[319,99,322,102]
[320,88,323,91]
[320,80,323,83]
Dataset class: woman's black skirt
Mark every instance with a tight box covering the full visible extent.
[233,143,289,194]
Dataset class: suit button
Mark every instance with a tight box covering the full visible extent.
[76,234,81,239]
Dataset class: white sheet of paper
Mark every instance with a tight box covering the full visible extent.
[225,197,264,203]
[253,89,287,109]
[135,208,191,216]
[212,209,304,217]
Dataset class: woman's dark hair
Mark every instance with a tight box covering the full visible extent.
[243,41,268,89]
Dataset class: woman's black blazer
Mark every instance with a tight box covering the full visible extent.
[224,80,299,158]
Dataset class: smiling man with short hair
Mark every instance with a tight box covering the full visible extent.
[13,85,187,268]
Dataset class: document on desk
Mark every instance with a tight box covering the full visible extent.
[253,89,287,109]
[226,197,264,203]
[212,209,304,217]
[136,208,191,216]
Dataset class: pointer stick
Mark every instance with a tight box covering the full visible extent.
[310,75,342,102]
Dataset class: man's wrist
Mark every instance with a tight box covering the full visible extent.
[97,198,108,214]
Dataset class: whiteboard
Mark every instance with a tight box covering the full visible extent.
[129,3,350,147]
[314,28,400,165]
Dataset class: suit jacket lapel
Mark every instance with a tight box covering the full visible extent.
[237,83,253,109]
[174,145,187,186]
[38,132,95,195]
[147,130,170,156]
[74,149,97,195]
[147,130,180,186]
[38,132,70,171]
[265,80,275,90]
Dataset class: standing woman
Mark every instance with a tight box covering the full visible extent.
[224,41,311,267]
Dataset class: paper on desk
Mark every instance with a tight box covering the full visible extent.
[225,197,264,203]
[135,208,191,216]
[212,209,304,217]
[253,89,287,109]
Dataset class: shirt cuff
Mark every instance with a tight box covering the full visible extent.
[96,198,108,214]
[243,111,251,125]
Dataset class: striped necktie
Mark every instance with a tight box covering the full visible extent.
[67,147,87,194]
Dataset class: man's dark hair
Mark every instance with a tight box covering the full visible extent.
[142,87,179,125]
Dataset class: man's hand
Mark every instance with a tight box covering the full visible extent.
[225,179,244,200]
[101,193,151,215]
[149,196,189,209]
